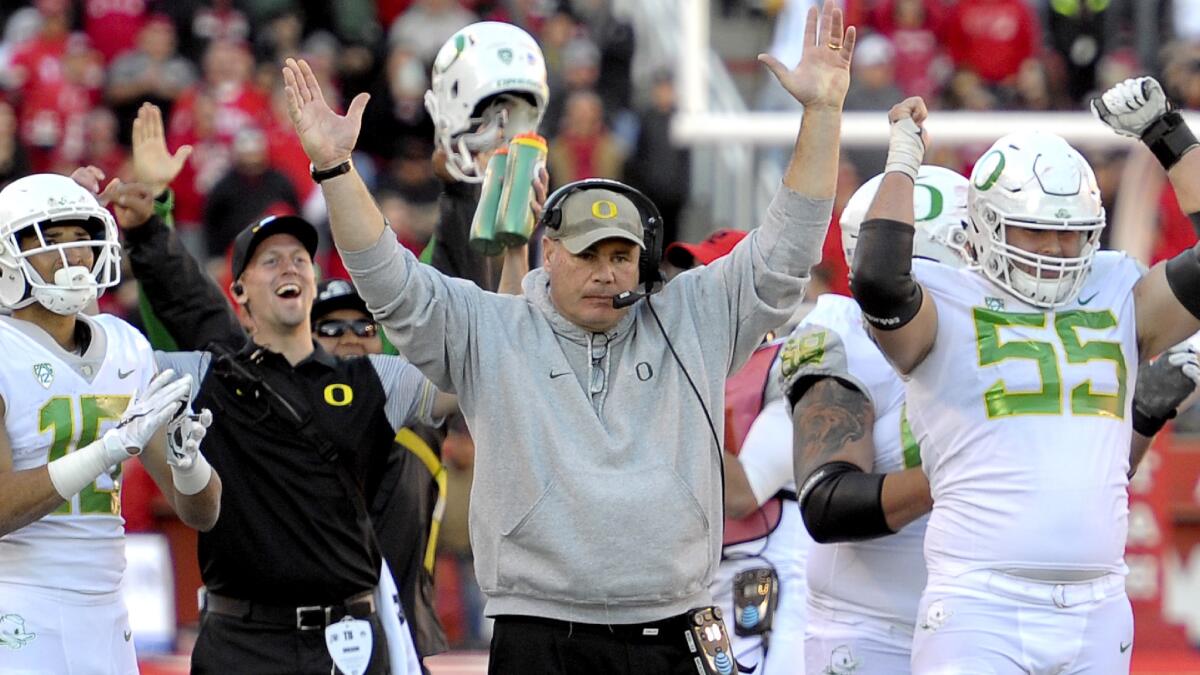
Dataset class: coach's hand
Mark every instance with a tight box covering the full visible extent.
[99,179,157,230]
[283,57,369,172]
[132,102,192,197]
[758,0,855,112]
[1091,76,1170,139]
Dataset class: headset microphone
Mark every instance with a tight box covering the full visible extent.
[612,289,646,309]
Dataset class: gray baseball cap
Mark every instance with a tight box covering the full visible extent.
[546,189,644,254]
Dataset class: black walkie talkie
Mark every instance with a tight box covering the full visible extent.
[733,567,779,637]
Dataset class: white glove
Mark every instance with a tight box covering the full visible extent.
[1091,76,1170,139]
[104,369,192,458]
[1166,343,1200,387]
[48,369,191,500]
[166,406,214,495]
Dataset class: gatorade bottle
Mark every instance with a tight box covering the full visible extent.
[469,148,508,256]
[495,132,548,248]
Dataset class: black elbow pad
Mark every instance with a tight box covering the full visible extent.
[849,219,923,331]
[1165,244,1200,321]
[798,461,893,544]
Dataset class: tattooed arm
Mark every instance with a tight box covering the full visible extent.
[793,377,931,541]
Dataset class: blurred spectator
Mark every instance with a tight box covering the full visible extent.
[943,0,1041,85]
[359,44,435,162]
[202,127,299,260]
[0,101,30,189]
[941,68,1000,111]
[57,106,128,178]
[547,90,625,187]
[265,78,319,207]
[871,0,949,100]
[106,15,197,142]
[843,33,904,110]
[0,8,43,89]
[378,138,443,207]
[624,70,690,246]
[538,9,578,77]
[21,33,102,172]
[251,7,303,65]
[82,0,148,64]
[542,36,600,137]
[1009,57,1063,111]
[380,189,435,254]
[7,0,72,99]
[1045,0,1110,103]
[169,40,271,151]
[190,0,250,52]
[571,0,635,114]
[388,0,477,64]
[480,0,548,34]
[1162,42,1200,110]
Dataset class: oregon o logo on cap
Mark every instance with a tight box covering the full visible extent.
[324,383,354,407]
[591,200,618,219]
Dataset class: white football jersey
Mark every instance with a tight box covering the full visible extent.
[908,252,1142,577]
[0,313,156,594]
[780,293,928,629]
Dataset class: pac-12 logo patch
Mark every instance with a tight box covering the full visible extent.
[32,363,53,389]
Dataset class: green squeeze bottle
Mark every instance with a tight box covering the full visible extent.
[495,132,548,248]
[469,147,509,255]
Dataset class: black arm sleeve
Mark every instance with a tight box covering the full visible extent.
[124,216,247,352]
[848,218,924,331]
[798,461,893,544]
[429,181,502,291]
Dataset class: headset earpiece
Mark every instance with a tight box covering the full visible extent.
[232,282,245,297]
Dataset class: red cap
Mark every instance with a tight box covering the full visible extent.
[665,228,748,268]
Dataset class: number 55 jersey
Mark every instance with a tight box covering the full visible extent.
[906,252,1143,578]
[0,313,156,595]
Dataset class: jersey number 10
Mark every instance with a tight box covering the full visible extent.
[39,395,132,515]
[974,308,1127,420]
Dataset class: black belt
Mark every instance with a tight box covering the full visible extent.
[203,589,376,631]
[494,612,695,644]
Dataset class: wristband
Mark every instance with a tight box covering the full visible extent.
[885,118,924,181]
[1141,111,1199,170]
[171,453,213,496]
[47,432,129,500]
[311,160,352,183]
[1133,405,1174,437]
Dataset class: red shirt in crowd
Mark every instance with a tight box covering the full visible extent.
[872,0,947,99]
[943,0,1040,83]
[84,0,147,63]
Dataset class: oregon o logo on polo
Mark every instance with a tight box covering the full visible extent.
[324,384,353,406]
[591,200,618,219]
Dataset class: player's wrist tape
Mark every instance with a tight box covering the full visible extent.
[170,453,213,496]
[849,219,923,331]
[47,432,131,500]
[1165,245,1200,321]
[1133,404,1175,437]
[1141,111,1200,170]
[798,461,893,543]
[885,118,924,181]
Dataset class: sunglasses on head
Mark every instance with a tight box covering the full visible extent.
[315,319,378,338]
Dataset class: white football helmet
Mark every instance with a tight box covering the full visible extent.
[840,165,970,270]
[0,174,120,315]
[967,131,1105,308]
[425,22,549,183]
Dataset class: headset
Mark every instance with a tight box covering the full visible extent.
[537,178,663,308]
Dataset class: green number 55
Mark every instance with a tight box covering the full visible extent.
[974,308,1126,419]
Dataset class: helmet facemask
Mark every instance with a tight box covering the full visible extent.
[967,133,1106,309]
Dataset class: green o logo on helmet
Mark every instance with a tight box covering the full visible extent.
[914,183,944,222]
[973,150,1006,191]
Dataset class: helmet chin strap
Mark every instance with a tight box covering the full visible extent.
[30,266,97,316]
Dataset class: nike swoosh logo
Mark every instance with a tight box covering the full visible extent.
[1120,641,1132,653]
[124,629,132,642]
[1078,292,1099,306]
[549,371,571,379]
[117,369,134,379]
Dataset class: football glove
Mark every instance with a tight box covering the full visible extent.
[166,405,214,495]
[1132,342,1199,435]
[104,369,192,459]
[1091,76,1170,139]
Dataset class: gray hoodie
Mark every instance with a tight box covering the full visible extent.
[342,185,831,623]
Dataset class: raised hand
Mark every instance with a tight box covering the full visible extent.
[167,406,212,471]
[886,96,930,180]
[758,0,856,112]
[99,179,157,230]
[132,102,193,196]
[282,57,370,171]
[1091,77,1170,140]
[69,165,105,194]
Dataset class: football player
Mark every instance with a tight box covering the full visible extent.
[0,173,221,673]
[849,82,1200,673]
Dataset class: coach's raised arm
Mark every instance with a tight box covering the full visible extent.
[280,4,854,673]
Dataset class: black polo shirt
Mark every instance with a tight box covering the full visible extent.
[158,342,435,606]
